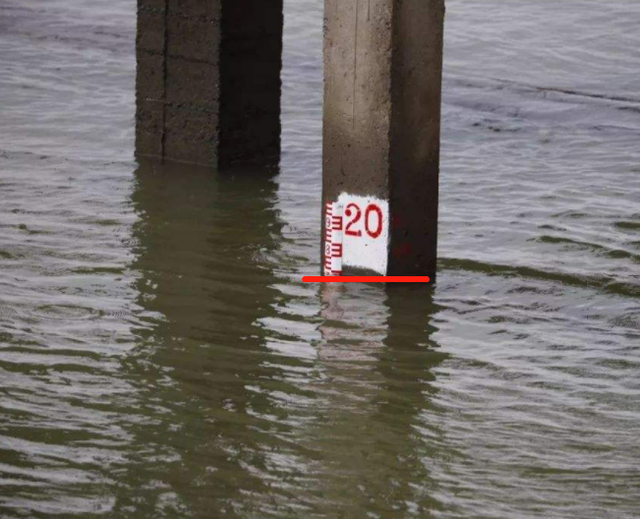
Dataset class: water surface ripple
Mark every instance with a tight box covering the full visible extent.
[1,0,639,517]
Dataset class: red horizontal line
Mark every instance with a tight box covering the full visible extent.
[303,276,431,283]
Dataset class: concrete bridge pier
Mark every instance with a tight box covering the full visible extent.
[135,0,283,167]
[323,0,445,278]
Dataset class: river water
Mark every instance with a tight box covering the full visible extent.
[1,0,639,517]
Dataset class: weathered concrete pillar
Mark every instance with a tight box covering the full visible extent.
[136,0,283,167]
[323,0,444,277]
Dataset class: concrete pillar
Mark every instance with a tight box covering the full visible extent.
[323,0,444,277]
[136,0,283,167]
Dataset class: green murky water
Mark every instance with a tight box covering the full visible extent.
[1,0,639,517]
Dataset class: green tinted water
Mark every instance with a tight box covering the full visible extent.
[1,0,639,517]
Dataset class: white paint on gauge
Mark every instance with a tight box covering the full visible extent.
[336,193,389,275]
[324,202,333,276]
[324,201,344,276]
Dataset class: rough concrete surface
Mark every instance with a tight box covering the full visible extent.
[323,0,445,277]
[135,0,283,167]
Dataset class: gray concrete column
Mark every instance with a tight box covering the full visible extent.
[136,0,283,167]
[323,0,444,277]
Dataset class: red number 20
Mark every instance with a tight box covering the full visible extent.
[345,203,383,239]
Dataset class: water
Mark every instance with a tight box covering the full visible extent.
[1,0,640,517]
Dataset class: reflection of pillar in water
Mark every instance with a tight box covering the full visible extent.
[318,282,388,361]
[311,284,448,515]
[318,283,346,347]
[113,160,313,516]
